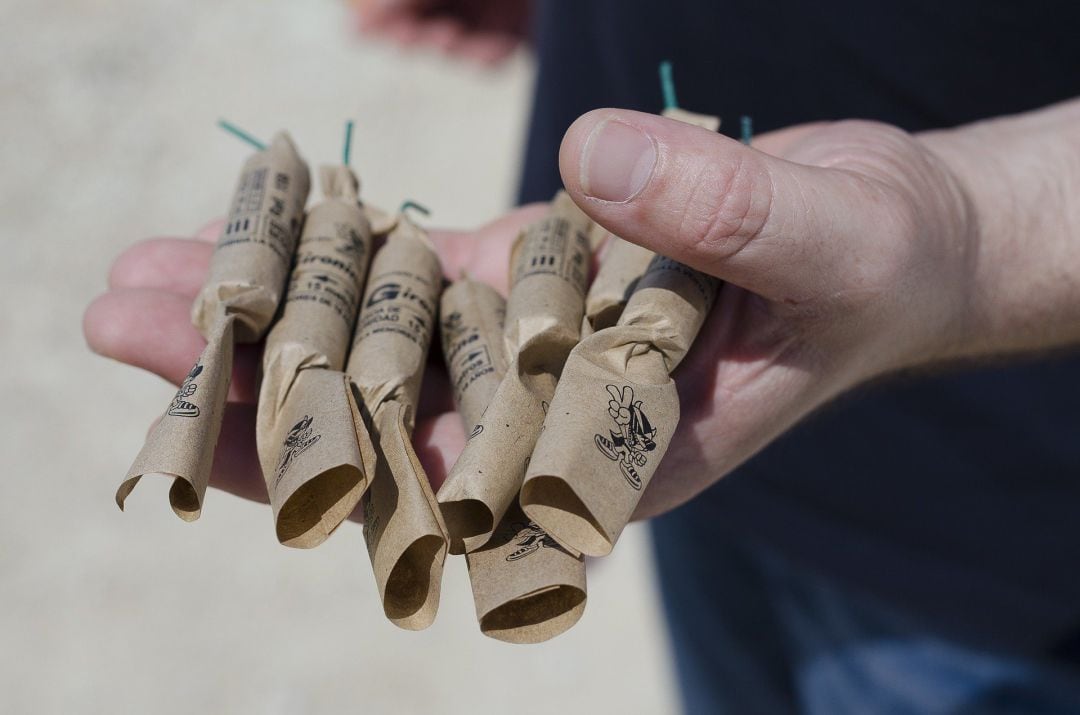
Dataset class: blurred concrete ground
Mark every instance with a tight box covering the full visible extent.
[0,1,678,712]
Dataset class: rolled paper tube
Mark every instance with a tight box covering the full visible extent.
[118,132,310,519]
[582,232,655,337]
[439,277,587,642]
[347,213,448,630]
[438,191,592,555]
[192,133,312,343]
[467,501,587,644]
[438,279,509,439]
[116,315,235,521]
[522,256,720,557]
[586,219,609,253]
[256,165,377,548]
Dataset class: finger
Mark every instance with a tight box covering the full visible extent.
[381,15,426,44]
[194,218,225,242]
[428,203,548,294]
[558,109,871,301]
[411,411,466,492]
[412,16,466,52]
[84,288,260,402]
[633,284,837,520]
[108,238,212,297]
[353,1,404,32]
[750,122,830,158]
[449,33,520,65]
[206,402,267,504]
[417,362,455,418]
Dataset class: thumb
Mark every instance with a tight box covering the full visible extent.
[559,109,865,301]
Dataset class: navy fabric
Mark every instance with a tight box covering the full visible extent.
[520,0,1080,661]
[652,509,1080,714]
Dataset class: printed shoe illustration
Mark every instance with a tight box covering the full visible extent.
[167,364,203,417]
[594,432,621,462]
[596,431,643,489]
[506,521,563,561]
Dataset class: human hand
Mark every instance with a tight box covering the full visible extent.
[352,0,530,65]
[84,205,547,511]
[557,110,992,518]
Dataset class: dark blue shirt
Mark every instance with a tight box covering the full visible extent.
[520,0,1080,660]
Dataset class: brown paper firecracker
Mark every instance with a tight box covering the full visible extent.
[440,278,587,643]
[117,132,310,520]
[581,228,655,338]
[347,210,448,630]
[521,256,719,557]
[437,192,592,555]
[255,165,377,548]
[440,278,509,434]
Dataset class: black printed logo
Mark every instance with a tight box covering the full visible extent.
[594,385,657,491]
[167,363,203,417]
[365,281,400,306]
[467,423,483,440]
[442,310,463,334]
[505,520,568,561]
[274,415,321,484]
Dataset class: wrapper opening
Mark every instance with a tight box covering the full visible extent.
[480,585,586,644]
[588,304,625,334]
[384,534,446,627]
[441,499,494,555]
[275,463,365,548]
[521,476,612,557]
[167,477,202,522]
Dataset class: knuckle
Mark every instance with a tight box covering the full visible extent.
[106,241,149,290]
[675,153,773,264]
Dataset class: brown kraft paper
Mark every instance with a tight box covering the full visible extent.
[437,192,592,555]
[521,255,720,557]
[467,501,586,644]
[440,277,587,643]
[582,231,655,336]
[256,165,376,548]
[117,132,310,520]
[346,213,448,630]
[439,278,509,436]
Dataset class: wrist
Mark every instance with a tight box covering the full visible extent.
[918,100,1080,359]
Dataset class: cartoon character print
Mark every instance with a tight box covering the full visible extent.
[274,415,321,485]
[167,363,203,417]
[505,520,568,561]
[594,384,657,490]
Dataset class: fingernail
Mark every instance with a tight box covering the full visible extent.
[580,120,657,202]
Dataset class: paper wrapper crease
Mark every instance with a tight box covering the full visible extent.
[439,277,587,642]
[192,132,311,343]
[522,256,719,556]
[439,279,508,435]
[117,315,235,520]
[118,132,310,519]
[256,165,376,548]
[347,216,448,630]
[583,232,655,336]
[438,192,592,555]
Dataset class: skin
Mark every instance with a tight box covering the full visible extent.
[84,99,1080,520]
[352,0,531,66]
